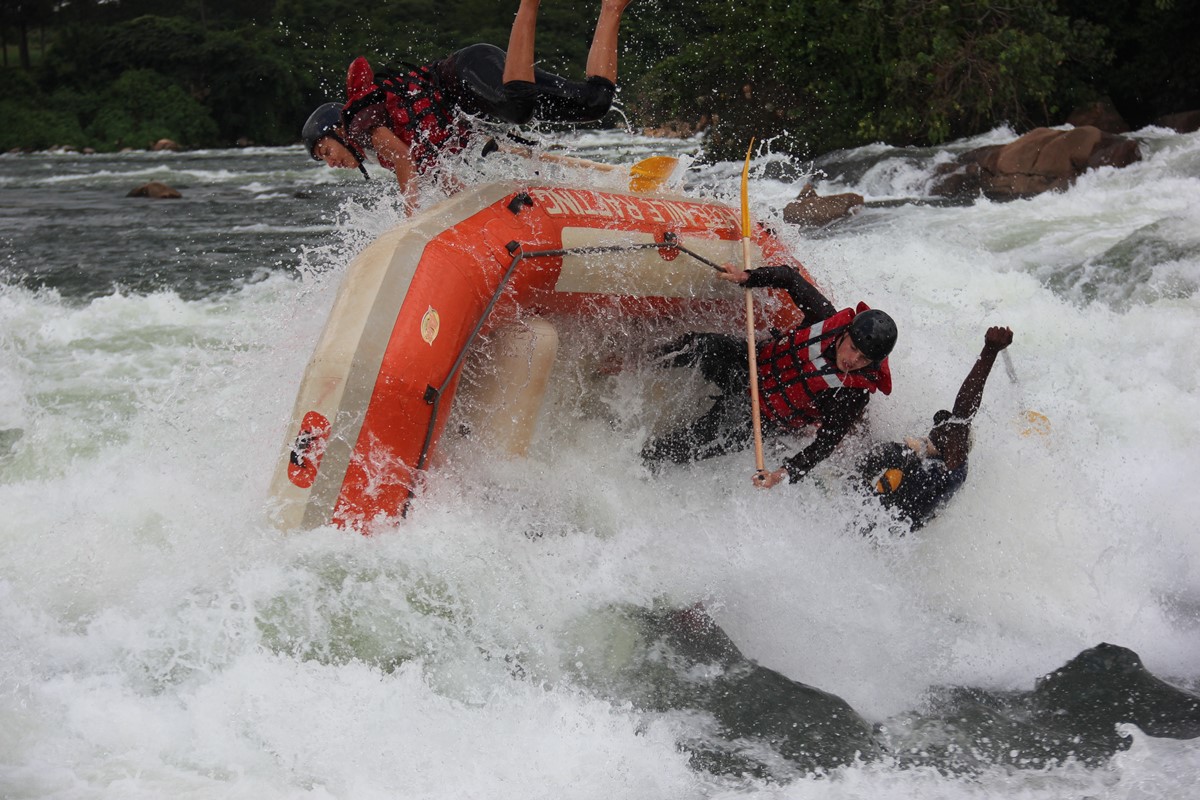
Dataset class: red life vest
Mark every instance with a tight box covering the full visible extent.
[757,303,893,428]
[341,57,473,172]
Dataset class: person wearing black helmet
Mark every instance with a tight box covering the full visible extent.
[857,325,1012,530]
[303,103,370,180]
[641,263,897,489]
[303,0,632,206]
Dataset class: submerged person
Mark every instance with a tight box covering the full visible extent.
[301,0,632,205]
[857,325,1013,530]
[641,262,897,489]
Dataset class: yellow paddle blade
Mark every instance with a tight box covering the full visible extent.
[740,139,755,237]
[1017,409,1051,437]
[627,156,679,192]
[629,155,678,179]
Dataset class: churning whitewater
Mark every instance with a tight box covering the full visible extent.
[1,127,1199,798]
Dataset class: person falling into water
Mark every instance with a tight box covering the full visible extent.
[857,325,1013,530]
[301,0,632,207]
[642,262,898,489]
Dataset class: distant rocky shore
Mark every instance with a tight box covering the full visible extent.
[639,103,1200,142]
[5,136,258,156]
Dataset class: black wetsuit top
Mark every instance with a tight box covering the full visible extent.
[857,441,969,529]
[347,43,616,163]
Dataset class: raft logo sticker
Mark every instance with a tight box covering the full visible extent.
[420,306,440,344]
[528,187,739,231]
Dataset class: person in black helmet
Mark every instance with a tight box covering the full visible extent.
[302,0,632,206]
[857,325,1013,529]
[303,103,371,179]
[641,262,897,489]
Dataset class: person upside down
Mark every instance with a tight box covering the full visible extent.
[301,0,632,207]
[857,325,1013,530]
[641,262,898,489]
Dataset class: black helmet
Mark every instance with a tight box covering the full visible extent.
[848,309,897,362]
[302,103,344,158]
[302,102,369,180]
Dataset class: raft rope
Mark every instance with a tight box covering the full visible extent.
[404,239,726,516]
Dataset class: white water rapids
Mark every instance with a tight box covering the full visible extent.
[1,126,1198,797]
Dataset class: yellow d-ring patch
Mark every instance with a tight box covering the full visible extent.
[420,306,440,345]
[875,468,904,494]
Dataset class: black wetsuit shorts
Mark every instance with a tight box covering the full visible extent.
[640,333,754,465]
[437,43,616,126]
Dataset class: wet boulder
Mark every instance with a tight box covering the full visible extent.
[931,126,1141,200]
[1031,642,1200,741]
[1156,110,1200,134]
[569,603,1200,778]
[127,181,182,199]
[567,603,881,779]
[1066,100,1130,134]
[880,642,1200,773]
[782,183,864,228]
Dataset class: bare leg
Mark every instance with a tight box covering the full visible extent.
[585,0,632,82]
[502,0,539,84]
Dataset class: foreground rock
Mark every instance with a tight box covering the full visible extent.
[127,181,182,199]
[783,183,864,227]
[883,642,1200,772]
[930,125,1141,200]
[573,603,1200,778]
[569,603,880,778]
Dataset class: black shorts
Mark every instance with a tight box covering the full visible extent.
[438,43,616,126]
[640,334,755,465]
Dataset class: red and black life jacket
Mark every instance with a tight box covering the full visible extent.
[340,57,473,172]
[757,303,893,427]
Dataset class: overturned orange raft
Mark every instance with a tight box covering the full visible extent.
[269,182,815,531]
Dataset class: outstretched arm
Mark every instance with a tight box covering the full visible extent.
[935,326,1013,470]
[371,126,418,212]
[717,263,836,322]
[952,326,1013,421]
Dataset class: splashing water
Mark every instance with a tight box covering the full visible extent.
[1,127,1198,798]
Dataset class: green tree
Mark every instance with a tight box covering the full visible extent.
[1059,0,1200,126]
[40,14,317,146]
[864,0,1109,144]
[1,0,53,68]
[3,0,1196,154]
[0,68,86,149]
[88,68,219,148]
[627,0,1109,159]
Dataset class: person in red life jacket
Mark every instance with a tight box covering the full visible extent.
[641,263,897,489]
[857,325,1013,530]
[301,0,632,207]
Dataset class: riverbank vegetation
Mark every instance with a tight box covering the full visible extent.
[1,0,1196,157]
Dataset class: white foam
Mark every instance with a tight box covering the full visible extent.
[1,130,1199,798]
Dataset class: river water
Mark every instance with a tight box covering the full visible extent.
[1,126,1199,798]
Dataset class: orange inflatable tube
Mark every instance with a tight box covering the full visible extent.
[269,182,816,532]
